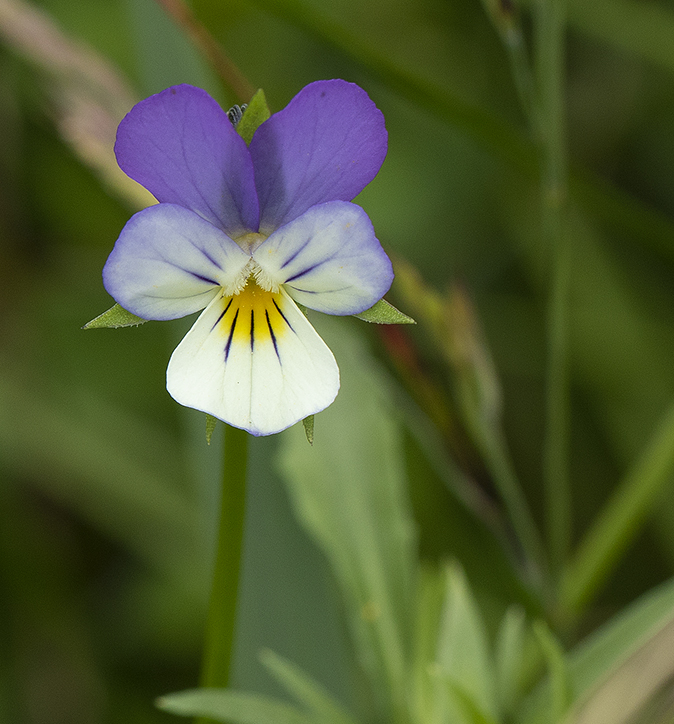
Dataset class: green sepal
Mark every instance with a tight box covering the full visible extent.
[206,414,218,445]
[82,303,147,329]
[353,298,416,325]
[302,415,314,446]
[237,89,271,146]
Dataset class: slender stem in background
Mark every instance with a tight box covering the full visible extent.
[480,0,539,133]
[197,424,249,722]
[535,0,570,581]
[476,425,548,591]
[154,0,256,101]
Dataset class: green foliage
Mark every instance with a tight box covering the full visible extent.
[353,298,416,325]
[83,303,147,329]
[436,563,498,723]
[259,649,359,724]
[278,317,417,722]
[4,0,674,720]
[237,88,271,145]
[157,689,314,724]
[301,415,314,445]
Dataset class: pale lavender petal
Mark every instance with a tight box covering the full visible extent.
[115,84,259,236]
[250,80,387,233]
[253,201,393,315]
[103,204,250,320]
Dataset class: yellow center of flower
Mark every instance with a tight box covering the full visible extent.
[214,277,292,358]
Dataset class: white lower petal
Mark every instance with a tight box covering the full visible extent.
[166,285,339,436]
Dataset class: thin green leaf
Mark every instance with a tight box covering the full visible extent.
[446,681,499,724]
[259,649,359,724]
[495,605,528,715]
[532,622,571,724]
[237,89,271,145]
[353,298,415,325]
[82,303,147,329]
[562,401,674,616]
[410,565,446,724]
[436,563,498,722]
[156,689,313,724]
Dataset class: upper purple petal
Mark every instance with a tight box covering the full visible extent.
[250,79,388,234]
[115,84,259,237]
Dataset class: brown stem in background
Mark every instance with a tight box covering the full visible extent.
[154,0,256,102]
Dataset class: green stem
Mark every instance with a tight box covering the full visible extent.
[478,426,547,590]
[535,0,570,579]
[561,402,674,618]
[197,424,249,722]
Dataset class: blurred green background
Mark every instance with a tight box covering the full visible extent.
[3,0,674,721]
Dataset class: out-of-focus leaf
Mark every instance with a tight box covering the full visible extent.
[259,649,359,724]
[521,575,674,724]
[237,88,270,145]
[278,316,417,722]
[562,401,674,616]
[446,683,499,724]
[573,617,674,724]
[353,298,416,325]
[156,689,313,724]
[436,563,498,723]
[410,565,445,724]
[0,374,196,574]
[82,303,147,329]
[532,622,571,724]
[495,606,528,715]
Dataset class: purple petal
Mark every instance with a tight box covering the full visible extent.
[253,201,393,315]
[115,85,259,237]
[250,80,387,233]
[103,204,250,320]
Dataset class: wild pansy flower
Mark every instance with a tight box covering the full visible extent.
[103,80,393,436]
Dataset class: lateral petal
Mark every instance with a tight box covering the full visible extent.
[115,84,259,236]
[253,201,394,315]
[166,286,339,436]
[103,203,250,320]
[250,80,387,234]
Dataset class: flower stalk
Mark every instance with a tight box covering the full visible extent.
[197,424,248,723]
[535,0,570,580]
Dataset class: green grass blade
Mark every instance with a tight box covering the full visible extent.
[157,689,313,724]
[259,650,359,724]
[562,402,674,617]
